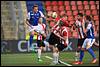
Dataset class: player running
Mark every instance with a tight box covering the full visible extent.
[74,15,97,64]
[72,13,86,62]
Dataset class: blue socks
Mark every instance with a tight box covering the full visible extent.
[29,35,33,47]
[87,47,96,59]
[79,47,96,62]
[79,50,84,62]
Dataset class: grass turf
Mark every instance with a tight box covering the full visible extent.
[1,51,99,66]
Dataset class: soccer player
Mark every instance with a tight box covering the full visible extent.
[48,14,69,64]
[74,15,97,64]
[34,17,46,62]
[73,13,86,62]
[26,4,45,49]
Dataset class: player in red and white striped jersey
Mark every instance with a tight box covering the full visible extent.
[72,13,86,63]
[34,17,46,62]
[48,14,69,64]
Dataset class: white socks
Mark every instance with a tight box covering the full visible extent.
[53,52,59,64]
[75,52,80,61]
[37,49,41,59]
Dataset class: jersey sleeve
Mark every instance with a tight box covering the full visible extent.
[87,24,92,30]
[27,12,30,20]
[39,11,44,17]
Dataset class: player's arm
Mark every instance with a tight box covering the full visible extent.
[26,12,33,28]
[84,23,92,34]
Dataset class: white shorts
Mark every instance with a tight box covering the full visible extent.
[28,25,37,32]
[28,25,45,34]
[82,38,95,49]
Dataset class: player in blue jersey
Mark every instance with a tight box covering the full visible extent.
[26,4,45,49]
[74,15,97,64]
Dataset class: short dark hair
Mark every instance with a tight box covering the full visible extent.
[77,13,83,17]
[32,4,38,9]
[86,15,92,21]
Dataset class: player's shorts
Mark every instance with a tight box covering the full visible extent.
[77,38,86,47]
[82,38,95,49]
[57,43,67,51]
[28,25,37,32]
[37,40,45,47]
[48,32,60,45]
[28,25,45,34]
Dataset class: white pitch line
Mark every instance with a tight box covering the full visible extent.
[45,56,72,66]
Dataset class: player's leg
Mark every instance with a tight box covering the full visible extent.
[37,40,43,61]
[28,26,36,50]
[86,39,97,63]
[73,39,86,64]
[75,39,81,61]
[47,32,60,64]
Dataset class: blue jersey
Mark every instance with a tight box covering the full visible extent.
[27,11,44,26]
[86,21,94,39]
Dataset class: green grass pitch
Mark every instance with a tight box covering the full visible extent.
[1,51,99,66]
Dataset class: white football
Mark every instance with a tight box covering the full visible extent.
[52,12,57,18]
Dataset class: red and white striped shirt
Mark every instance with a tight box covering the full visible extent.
[60,26,69,46]
[37,23,46,40]
[75,19,85,39]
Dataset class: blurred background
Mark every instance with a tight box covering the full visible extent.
[1,1,99,40]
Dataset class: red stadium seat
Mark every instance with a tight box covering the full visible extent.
[74,15,78,20]
[53,6,58,11]
[67,11,72,16]
[92,10,97,15]
[96,1,99,5]
[60,11,66,17]
[89,1,95,5]
[70,21,74,25]
[79,10,85,14]
[70,1,76,5]
[47,11,53,17]
[83,1,88,5]
[90,5,96,10]
[51,1,57,6]
[94,15,98,21]
[73,10,78,15]
[58,1,63,6]
[68,16,74,21]
[72,5,77,11]
[59,6,64,11]
[50,21,55,27]
[95,20,99,25]
[46,6,52,11]
[77,1,82,5]
[84,5,90,10]
[64,1,70,6]
[65,6,70,10]
[45,1,51,6]
[78,5,83,10]
[86,10,91,15]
